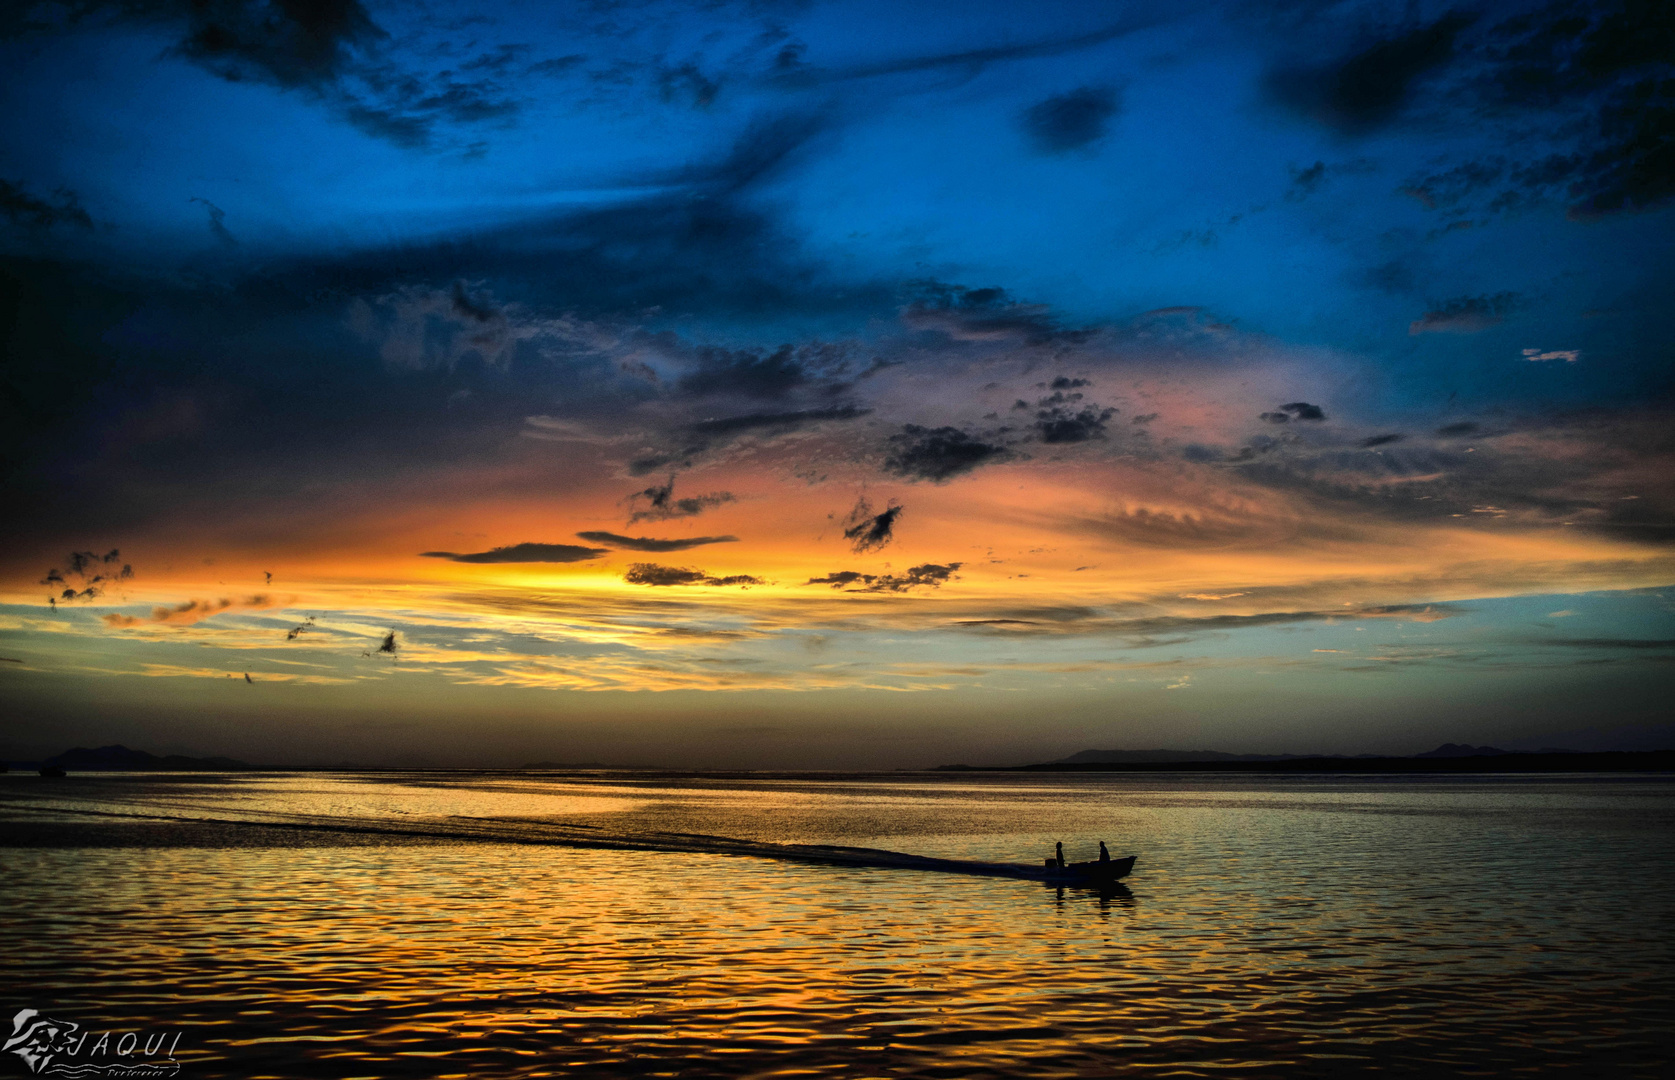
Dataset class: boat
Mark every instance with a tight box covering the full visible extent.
[1036,855,1137,885]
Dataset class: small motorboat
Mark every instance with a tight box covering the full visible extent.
[1039,855,1137,885]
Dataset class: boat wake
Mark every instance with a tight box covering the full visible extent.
[9,803,1134,884]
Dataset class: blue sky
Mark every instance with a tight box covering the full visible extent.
[1,0,1671,765]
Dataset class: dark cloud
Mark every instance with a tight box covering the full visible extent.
[623,562,762,587]
[1,179,93,230]
[678,343,809,398]
[899,281,1088,345]
[627,404,871,477]
[768,19,1160,88]
[805,562,961,592]
[449,280,498,322]
[659,61,721,107]
[378,629,398,654]
[1289,160,1328,196]
[1360,433,1405,448]
[1259,402,1327,423]
[842,497,901,553]
[882,425,1014,483]
[688,405,868,438]
[1393,2,1675,219]
[15,1,520,150]
[1048,376,1090,389]
[576,531,737,552]
[1035,405,1115,442]
[421,543,608,563]
[169,0,384,89]
[627,478,737,524]
[1436,421,1479,436]
[189,197,237,246]
[1268,13,1475,133]
[1020,86,1121,153]
[1409,293,1522,335]
[40,549,132,605]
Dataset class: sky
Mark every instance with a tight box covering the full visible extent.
[1,0,1672,768]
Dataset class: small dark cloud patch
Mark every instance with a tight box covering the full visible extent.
[576,531,737,552]
[41,549,132,606]
[659,61,721,107]
[805,563,962,592]
[1289,160,1328,197]
[679,344,808,398]
[171,0,386,90]
[1020,86,1121,153]
[1035,405,1115,442]
[1436,421,1479,436]
[421,543,607,563]
[627,478,737,524]
[1049,376,1090,389]
[1,179,93,230]
[883,425,1014,483]
[624,562,762,587]
[900,281,1086,345]
[189,197,237,246]
[1259,402,1327,423]
[842,497,901,553]
[1268,13,1475,133]
[450,280,498,322]
[688,405,868,438]
[1130,413,1159,425]
[1409,292,1522,334]
[1361,433,1405,447]
[378,629,398,654]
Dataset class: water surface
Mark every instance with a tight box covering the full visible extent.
[3,770,1671,1077]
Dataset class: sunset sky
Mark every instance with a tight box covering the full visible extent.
[2,0,1671,767]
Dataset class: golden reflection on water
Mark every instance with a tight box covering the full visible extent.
[2,772,1672,1078]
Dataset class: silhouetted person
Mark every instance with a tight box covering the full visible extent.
[1055,841,1065,869]
[1099,841,1110,863]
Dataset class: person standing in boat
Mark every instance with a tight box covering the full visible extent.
[1099,841,1110,863]
[1055,841,1065,868]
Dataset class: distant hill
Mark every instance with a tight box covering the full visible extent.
[1056,748,1329,764]
[43,744,254,771]
[1413,743,1510,758]
[936,744,1675,773]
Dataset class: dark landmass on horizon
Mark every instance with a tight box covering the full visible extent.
[935,744,1675,773]
[20,745,256,771]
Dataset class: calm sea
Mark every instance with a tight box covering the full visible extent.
[2,770,1672,1078]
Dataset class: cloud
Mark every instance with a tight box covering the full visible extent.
[688,405,869,438]
[189,197,237,246]
[805,563,962,592]
[421,543,608,563]
[1034,405,1114,442]
[103,594,279,628]
[1289,160,1328,197]
[1409,293,1522,334]
[627,478,737,524]
[899,282,1085,345]
[576,531,737,552]
[1522,349,1581,363]
[842,497,901,553]
[1267,13,1475,133]
[1020,86,1121,153]
[1,179,93,229]
[1360,433,1405,448]
[882,425,1014,482]
[679,344,809,398]
[1259,401,1327,423]
[623,562,763,587]
[768,18,1160,87]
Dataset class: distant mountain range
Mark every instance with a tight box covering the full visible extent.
[1050,743,1542,765]
[930,743,1675,772]
[34,744,254,771]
